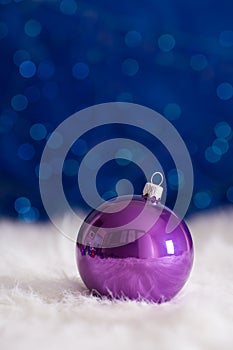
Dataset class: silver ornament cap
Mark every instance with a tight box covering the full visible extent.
[143,172,164,201]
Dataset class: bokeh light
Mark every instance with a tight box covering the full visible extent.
[163,103,181,120]
[193,191,212,209]
[216,82,233,100]
[30,123,47,141]
[19,60,36,78]
[212,138,229,155]
[219,30,233,47]
[124,30,142,48]
[18,207,40,222]
[205,146,221,163]
[167,169,184,190]
[18,143,35,160]
[122,58,139,76]
[72,62,89,80]
[214,121,232,139]
[24,19,42,38]
[11,94,28,111]
[13,49,31,66]
[158,34,175,52]
[60,0,77,15]
[71,139,88,156]
[115,148,133,166]
[14,197,31,214]
[190,54,208,71]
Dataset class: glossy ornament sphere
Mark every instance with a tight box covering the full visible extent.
[76,195,193,303]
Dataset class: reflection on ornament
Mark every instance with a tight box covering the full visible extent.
[76,172,193,303]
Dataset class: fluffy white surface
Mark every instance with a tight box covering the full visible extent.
[0,208,233,350]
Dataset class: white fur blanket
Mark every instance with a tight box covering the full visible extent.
[0,208,233,350]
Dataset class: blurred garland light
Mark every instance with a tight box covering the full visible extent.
[14,197,31,214]
[194,191,212,209]
[122,58,139,76]
[216,82,233,100]
[19,60,36,78]
[24,19,42,38]
[158,34,175,52]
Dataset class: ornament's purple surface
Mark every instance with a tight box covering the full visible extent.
[76,195,193,303]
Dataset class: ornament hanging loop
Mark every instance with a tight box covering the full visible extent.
[150,172,164,187]
[143,171,164,201]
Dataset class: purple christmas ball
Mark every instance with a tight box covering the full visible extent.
[76,195,193,303]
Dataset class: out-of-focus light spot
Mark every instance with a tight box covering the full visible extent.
[158,34,175,52]
[0,110,17,133]
[205,146,221,163]
[18,143,35,160]
[42,81,58,99]
[122,58,139,76]
[214,121,232,138]
[71,139,88,156]
[24,19,42,38]
[11,94,28,111]
[13,49,31,66]
[18,207,40,222]
[190,54,208,71]
[115,148,133,166]
[216,82,233,100]
[19,60,36,78]
[116,179,134,196]
[219,30,233,47]
[36,162,52,179]
[24,85,40,103]
[102,190,117,201]
[164,103,181,120]
[212,138,229,154]
[0,22,8,40]
[14,197,31,214]
[30,123,47,141]
[193,191,212,209]
[167,169,184,190]
[38,61,54,80]
[72,62,89,80]
[226,186,233,203]
[47,131,63,149]
[116,92,133,102]
[125,30,142,48]
[165,240,174,255]
[60,0,77,15]
[86,48,104,63]
[63,159,79,176]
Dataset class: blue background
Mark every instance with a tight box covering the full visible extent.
[0,0,233,222]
